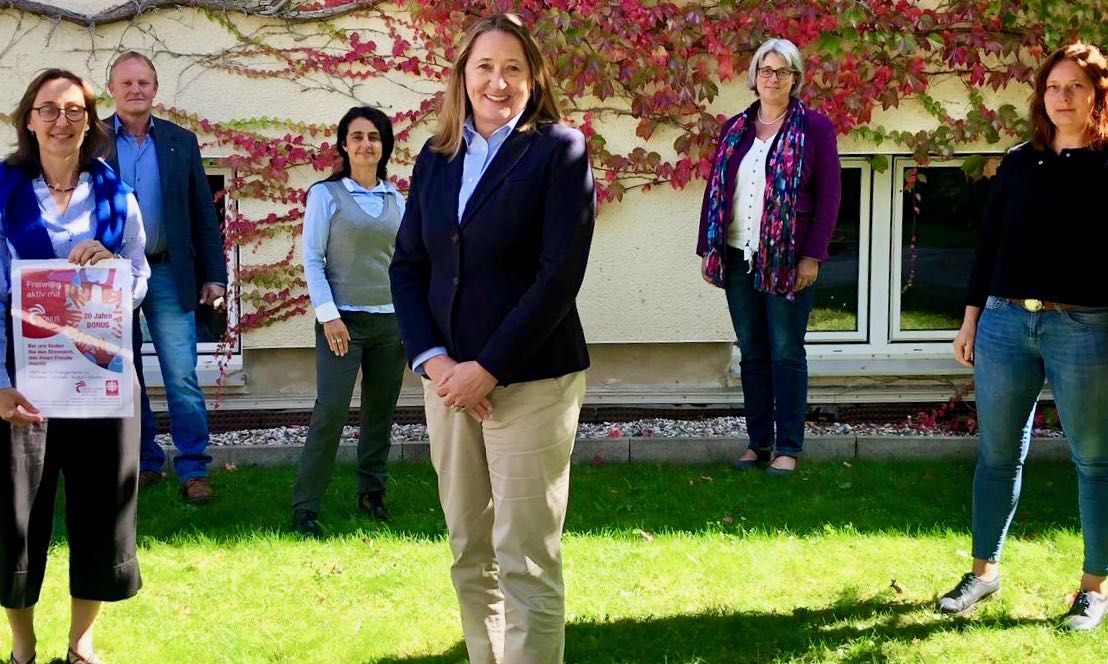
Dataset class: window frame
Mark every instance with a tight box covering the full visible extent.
[806,157,872,343]
[887,154,1002,342]
[138,156,243,387]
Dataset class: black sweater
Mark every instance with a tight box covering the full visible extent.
[967,142,1108,308]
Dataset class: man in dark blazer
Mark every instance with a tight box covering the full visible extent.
[106,51,227,504]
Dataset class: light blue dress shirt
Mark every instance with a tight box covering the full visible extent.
[302,177,406,323]
[0,171,150,390]
[113,115,166,255]
[412,111,524,374]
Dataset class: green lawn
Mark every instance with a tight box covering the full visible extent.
[21,460,1102,663]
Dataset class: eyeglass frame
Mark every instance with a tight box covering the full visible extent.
[31,104,88,123]
[756,67,798,81]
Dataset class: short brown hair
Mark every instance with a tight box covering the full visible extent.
[6,68,111,176]
[108,50,159,86]
[1030,42,1108,150]
[430,13,561,156]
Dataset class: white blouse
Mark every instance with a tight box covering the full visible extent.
[727,133,777,268]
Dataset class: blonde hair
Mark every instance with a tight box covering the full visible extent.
[431,13,561,156]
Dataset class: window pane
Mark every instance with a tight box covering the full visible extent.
[139,173,229,350]
[899,165,991,331]
[808,167,862,332]
[196,173,228,344]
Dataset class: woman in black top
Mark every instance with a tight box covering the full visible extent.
[937,42,1108,631]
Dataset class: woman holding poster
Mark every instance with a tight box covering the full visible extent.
[0,69,149,664]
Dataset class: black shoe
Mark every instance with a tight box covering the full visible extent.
[358,492,391,522]
[937,572,1000,614]
[292,509,323,538]
[732,448,771,471]
[1062,590,1108,631]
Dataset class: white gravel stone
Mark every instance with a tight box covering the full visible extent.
[155,416,1064,447]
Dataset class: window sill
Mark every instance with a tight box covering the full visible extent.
[140,353,245,388]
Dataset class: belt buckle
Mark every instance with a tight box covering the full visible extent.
[1022,298,1043,313]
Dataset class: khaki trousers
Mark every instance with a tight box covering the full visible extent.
[425,371,586,664]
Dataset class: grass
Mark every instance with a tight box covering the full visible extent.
[18,460,1102,663]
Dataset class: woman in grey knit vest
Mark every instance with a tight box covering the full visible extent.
[291,106,407,537]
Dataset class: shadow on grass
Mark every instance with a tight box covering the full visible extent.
[371,595,1050,664]
[47,459,1082,546]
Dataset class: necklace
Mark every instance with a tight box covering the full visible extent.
[757,107,788,125]
[45,178,78,193]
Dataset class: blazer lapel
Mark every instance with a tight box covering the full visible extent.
[153,122,174,201]
[104,117,120,174]
[443,150,464,226]
[459,130,534,229]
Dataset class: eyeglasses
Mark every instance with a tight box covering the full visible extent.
[32,104,87,123]
[756,67,797,81]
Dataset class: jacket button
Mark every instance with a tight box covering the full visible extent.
[452,277,459,286]
[451,233,459,243]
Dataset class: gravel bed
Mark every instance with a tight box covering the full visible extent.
[157,417,1064,447]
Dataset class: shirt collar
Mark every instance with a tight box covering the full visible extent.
[463,110,525,148]
[342,177,390,195]
[113,114,155,136]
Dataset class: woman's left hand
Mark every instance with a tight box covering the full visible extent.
[436,361,497,410]
[794,257,820,291]
[68,240,113,266]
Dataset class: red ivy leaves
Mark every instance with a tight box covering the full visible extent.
[167,0,1101,332]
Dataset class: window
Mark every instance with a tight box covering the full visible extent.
[807,159,870,342]
[889,157,997,341]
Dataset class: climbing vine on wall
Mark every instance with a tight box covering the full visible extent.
[6,0,1107,334]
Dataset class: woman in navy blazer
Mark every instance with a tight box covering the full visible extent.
[390,13,594,664]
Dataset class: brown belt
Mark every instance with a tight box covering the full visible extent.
[1002,298,1086,313]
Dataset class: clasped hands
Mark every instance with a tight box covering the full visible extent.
[424,355,496,423]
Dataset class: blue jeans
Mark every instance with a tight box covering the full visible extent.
[724,250,814,458]
[134,263,212,481]
[972,296,1108,575]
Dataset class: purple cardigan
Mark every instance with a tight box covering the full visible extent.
[696,105,841,261]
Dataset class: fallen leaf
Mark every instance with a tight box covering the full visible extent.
[955,549,970,558]
[890,579,905,594]
[722,515,734,525]
[633,528,655,542]
[842,461,853,468]
[223,461,238,471]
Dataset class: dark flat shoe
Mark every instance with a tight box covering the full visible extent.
[732,449,770,472]
[765,455,797,476]
[9,652,35,664]
[358,492,391,522]
[293,509,323,539]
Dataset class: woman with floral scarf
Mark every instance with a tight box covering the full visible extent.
[696,38,841,475]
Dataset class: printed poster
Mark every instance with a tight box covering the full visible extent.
[11,259,134,418]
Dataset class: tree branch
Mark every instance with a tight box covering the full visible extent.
[1,0,382,26]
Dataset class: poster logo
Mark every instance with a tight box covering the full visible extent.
[75,380,86,393]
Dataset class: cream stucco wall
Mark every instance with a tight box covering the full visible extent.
[0,4,1028,355]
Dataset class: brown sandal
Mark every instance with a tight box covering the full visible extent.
[67,647,102,664]
[9,653,36,664]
